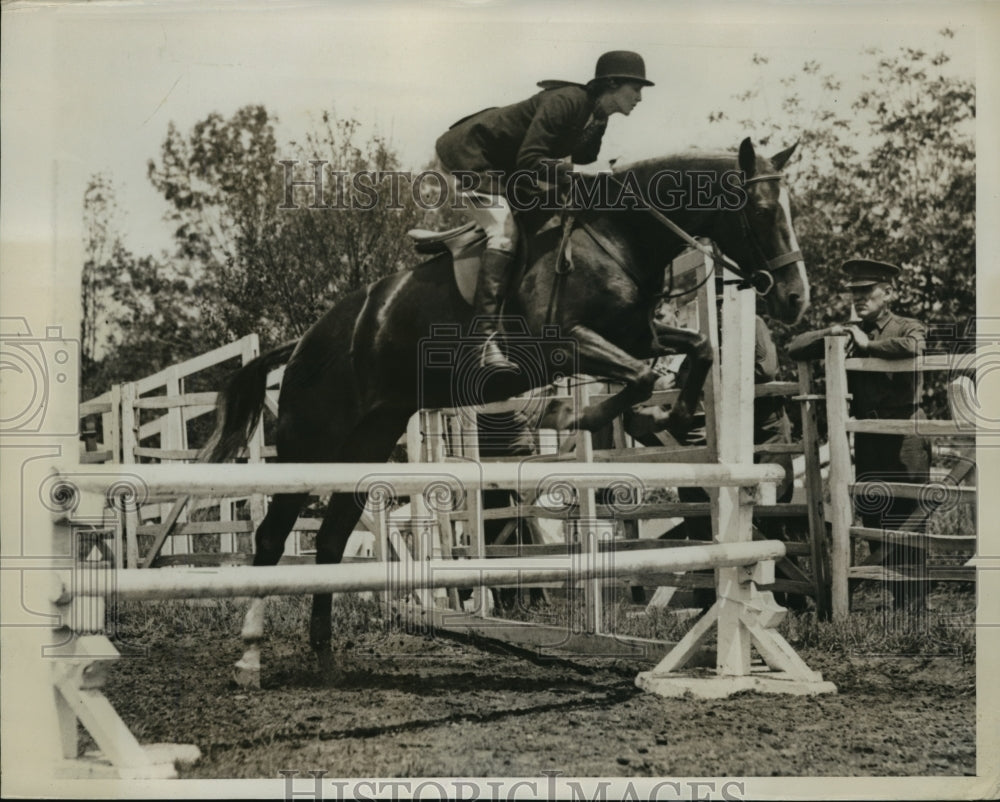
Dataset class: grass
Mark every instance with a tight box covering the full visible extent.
[108,579,976,665]
[780,603,976,662]
[109,593,384,646]
[610,585,975,663]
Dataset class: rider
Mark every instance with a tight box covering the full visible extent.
[435,50,654,369]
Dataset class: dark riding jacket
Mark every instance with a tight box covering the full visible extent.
[435,85,606,195]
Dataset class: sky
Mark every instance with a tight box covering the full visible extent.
[0,0,988,260]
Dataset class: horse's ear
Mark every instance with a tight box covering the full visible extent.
[769,141,799,172]
[738,138,757,179]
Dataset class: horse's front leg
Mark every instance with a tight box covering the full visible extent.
[542,324,659,432]
[649,321,714,441]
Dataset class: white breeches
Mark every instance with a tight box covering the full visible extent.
[444,172,517,253]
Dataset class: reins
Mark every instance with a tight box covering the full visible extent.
[545,201,577,326]
[541,169,802,324]
[600,171,802,298]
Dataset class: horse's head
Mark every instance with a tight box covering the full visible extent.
[718,138,810,324]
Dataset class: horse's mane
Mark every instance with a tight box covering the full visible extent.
[612,149,738,177]
[567,150,739,203]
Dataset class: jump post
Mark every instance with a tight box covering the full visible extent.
[38,257,835,781]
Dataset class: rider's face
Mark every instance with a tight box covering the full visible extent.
[599,81,644,117]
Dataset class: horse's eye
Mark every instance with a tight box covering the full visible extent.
[755,204,778,220]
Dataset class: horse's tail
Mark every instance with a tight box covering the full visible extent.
[200,340,298,463]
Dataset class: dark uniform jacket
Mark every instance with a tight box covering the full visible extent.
[435,85,606,195]
[787,310,926,419]
[788,309,930,532]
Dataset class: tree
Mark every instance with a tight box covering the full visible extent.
[147,105,426,348]
[146,105,277,271]
[710,31,975,415]
[83,105,434,401]
[80,176,209,400]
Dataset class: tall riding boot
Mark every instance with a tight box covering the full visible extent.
[473,248,518,370]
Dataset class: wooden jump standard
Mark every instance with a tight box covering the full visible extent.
[44,457,834,780]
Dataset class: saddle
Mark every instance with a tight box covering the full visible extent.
[406,222,488,305]
[406,216,566,307]
[407,220,484,255]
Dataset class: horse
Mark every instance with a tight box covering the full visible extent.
[204,137,809,674]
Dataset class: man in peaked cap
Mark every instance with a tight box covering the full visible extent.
[788,259,931,611]
[841,257,901,286]
[435,51,654,370]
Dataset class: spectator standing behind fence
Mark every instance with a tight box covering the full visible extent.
[787,259,931,611]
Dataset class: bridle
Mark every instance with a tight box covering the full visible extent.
[598,171,803,298]
[735,173,804,296]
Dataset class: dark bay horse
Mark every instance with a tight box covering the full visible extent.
[205,138,809,671]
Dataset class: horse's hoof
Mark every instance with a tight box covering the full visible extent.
[233,646,262,689]
[662,413,692,444]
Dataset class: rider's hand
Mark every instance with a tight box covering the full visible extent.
[539,159,574,191]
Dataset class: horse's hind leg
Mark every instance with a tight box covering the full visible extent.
[310,409,412,678]
[234,492,310,687]
[253,492,311,567]
[309,492,368,675]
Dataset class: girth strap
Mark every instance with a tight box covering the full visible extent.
[546,209,577,326]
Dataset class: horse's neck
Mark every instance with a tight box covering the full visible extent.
[614,156,735,255]
[596,204,718,275]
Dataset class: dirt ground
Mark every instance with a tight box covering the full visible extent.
[100,602,976,779]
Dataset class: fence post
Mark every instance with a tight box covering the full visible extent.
[107,384,124,569]
[119,382,140,568]
[693,247,721,461]
[163,365,189,556]
[714,271,755,675]
[407,410,437,608]
[242,336,267,551]
[797,361,832,619]
[107,384,122,465]
[573,380,604,636]
[459,410,488,617]
[825,335,854,621]
[38,474,200,778]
